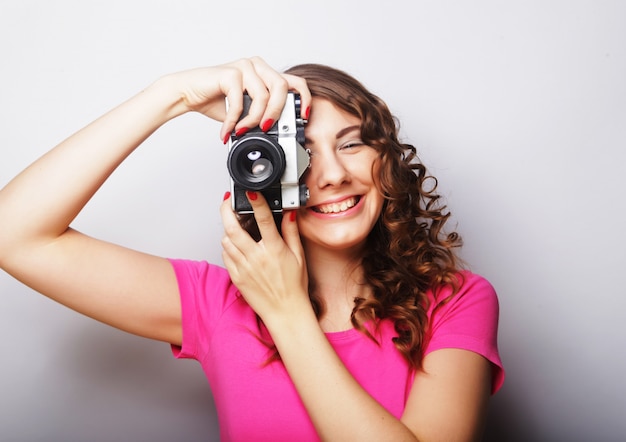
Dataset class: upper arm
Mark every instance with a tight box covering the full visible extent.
[4,228,182,345]
[401,348,492,442]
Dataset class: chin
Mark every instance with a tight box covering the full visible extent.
[300,224,372,253]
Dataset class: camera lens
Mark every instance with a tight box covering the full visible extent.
[227,135,285,191]
[246,151,273,179]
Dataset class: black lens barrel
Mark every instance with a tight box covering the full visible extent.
[227,135,286,191]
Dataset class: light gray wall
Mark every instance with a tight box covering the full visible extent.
[1,1,624,441]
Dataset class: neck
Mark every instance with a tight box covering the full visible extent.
[303,242,372,332]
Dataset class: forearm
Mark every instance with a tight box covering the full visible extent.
[268,312,418,441]
[0,76,187,256]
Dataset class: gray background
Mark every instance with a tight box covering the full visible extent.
[1,1,624,441]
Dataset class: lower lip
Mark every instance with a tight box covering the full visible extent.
[307,197,364,219]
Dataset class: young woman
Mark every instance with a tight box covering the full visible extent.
[0,57,503,441]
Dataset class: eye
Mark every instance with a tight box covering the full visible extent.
[339,140,364,151]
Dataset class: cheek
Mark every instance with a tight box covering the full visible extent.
[369,192,385,224]
[369,157,384,193]
[369,160,386,215]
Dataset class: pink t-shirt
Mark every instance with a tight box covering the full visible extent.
[169,259,504,441]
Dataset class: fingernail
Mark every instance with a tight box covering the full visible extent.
[223,191,231,201]
[235,127,250,137]
[261,119,274,132]
[246,191,258,201]
[289,210,297,222]
[304,106,310,120]
[222,133,230,144]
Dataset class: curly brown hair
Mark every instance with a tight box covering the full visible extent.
[284,63,464,369]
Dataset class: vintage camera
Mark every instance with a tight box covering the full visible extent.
[227,92,310,213]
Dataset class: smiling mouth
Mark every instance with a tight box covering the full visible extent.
[311,196,361,214]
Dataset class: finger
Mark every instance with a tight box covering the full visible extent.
[219,59,269,141]
[221,237,241,279]
[220,195,257,251]
[257,71,311,131]
[245,191,281,243]
[281,210,305,262]
[231,58,272,131]
[248,57,291,129]
[220,83,244,143]
[223,58,273,140]
[206,62,254,143]
[282,73,312,121]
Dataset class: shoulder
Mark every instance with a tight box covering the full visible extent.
[168,259,251,360]
[425,271,504,393]
[167,258,243,318]
[427,271,499,321]
[168,258,231,289]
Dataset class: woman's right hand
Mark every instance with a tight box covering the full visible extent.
[161,57,311,144]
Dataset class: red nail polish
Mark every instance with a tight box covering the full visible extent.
[304,106,310,120]
[235,127,249,137]
[222,133,230,144]
[289,210,297,222]
[261,119,274,132]
[246,191,258,201]
[223,191,231,201]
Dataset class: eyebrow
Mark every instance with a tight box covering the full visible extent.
[305,125,361,145]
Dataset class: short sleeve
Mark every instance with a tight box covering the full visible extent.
[425,272,505,393]
[167,259,240,361]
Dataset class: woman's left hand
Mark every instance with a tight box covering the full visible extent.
[220,192,311,327]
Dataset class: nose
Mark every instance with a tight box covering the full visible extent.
[307,149,350,189]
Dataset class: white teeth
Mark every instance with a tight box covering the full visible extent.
[315,197,358,214]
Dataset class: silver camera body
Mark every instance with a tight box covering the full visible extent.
[227,92,310,213]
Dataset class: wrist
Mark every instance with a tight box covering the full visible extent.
[143,74,193,121]
[263,302,321,347]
